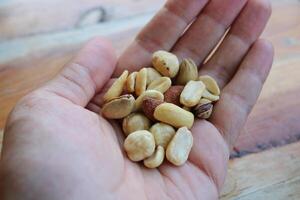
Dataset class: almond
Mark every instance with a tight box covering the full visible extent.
[164,85,184,106]
[142,98,164,121]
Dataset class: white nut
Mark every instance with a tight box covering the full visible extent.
[103,70,128,102]
[202,89,220,102]
[144,146,165,168]
[147,77,172,94]
[180,80,206,107]
[134,90,164,111]
[122,113,151,136]
[154,103,194,129]
[152,50,179,78]
[126,72,137,93]
[146,68,162,85]
[198,75,220,96]
[166,127,193,166]
[124,130,155,162]
[150,123,176,149]
[135,68,148,96]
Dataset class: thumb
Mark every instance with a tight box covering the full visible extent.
[41,37,117,106]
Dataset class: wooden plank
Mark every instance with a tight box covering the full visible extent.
[221,141,300,199]
[0,0,164,40]
[0,0,300,156]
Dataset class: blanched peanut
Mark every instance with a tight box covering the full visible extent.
[180,80,206,107]
[135,68,148,96]
[122,113,151,136]
[154,103,194,129]
[176,59,198,85]
[146,68,162,85]
[147,77,172,94]
[152,50,179,78]
[103,70,128,102]
[102,94,135,119]
[166,127,193,166]
[198,75,220,95]
[202,89,220,102]
[150,123,176,149]
[124,130,155,162]
[144,146,165,168]
[126,72,137,93]
[134,90,164,111]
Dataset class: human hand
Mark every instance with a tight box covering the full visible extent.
[0,0,273,199]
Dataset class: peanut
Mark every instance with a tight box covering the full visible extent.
[124,130,155,162]
[134,90,164,111]
[135,68,148,96]
[152,50,179,78]
[146,68,162,85]
[122,113,151,136]
[154,103,194,129]
[150,123,176,149]
[126,72,137,93]
[198,75,220,96]
[176,59,198,85]
[102,94,135,119]
[180,80,206,107]
[147,77,172,94]
[166,127,193,166]
[144,146,165,168]
[202,89,220,102]
[103,70,128,102]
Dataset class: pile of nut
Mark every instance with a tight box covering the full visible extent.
[101,50,220,168]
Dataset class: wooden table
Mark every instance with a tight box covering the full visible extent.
[0,0,300,198]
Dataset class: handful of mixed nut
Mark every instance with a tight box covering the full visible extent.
[101,50,221,168]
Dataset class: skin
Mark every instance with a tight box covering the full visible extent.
[0,0,274,199]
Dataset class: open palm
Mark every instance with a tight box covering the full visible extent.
[0,0,273,199]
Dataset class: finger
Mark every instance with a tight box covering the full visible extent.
[200,0,272,88]
[42,37,117,106]
[115,0,209,76]
[211,39,274,147]
[172,0,247,64]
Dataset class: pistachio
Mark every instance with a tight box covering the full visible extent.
[102,94,135,119]
[180,80,206,107]
[193,103,213,119]
[103,70,128,102]
[147,77,172,94]
[152,50,179,78]
[176,59,198,85]
[122,113,151,136]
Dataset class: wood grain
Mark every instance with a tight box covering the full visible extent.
[221,141,300,199]
[0,0,300,155]
[0,0,164,40]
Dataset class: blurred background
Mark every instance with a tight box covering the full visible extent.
[0,0,300,199]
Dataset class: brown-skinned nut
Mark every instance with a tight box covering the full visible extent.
[164,86,184,106]
[142,98,164,121]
